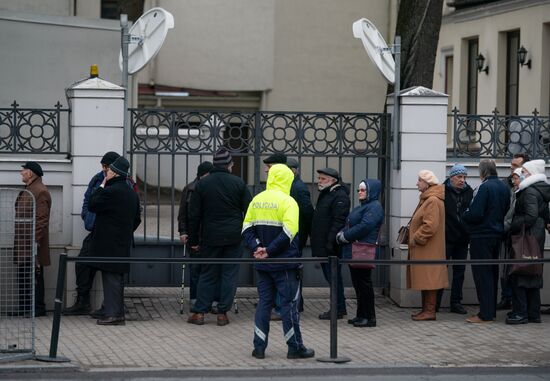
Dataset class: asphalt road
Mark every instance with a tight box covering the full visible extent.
[2,366,550,380]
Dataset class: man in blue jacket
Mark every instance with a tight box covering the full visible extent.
[63,151,120,315]
[242,164,315,360]
[463,159,510,323]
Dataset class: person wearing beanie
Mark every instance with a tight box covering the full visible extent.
[311,167,350,319]
[212,147,233,168]
[437,164,473,315]
[187,148,252,326]
[177,161,217,311]
[463,159,510,323]
[498,153,531,311]
[507,159,550,323]
[87,155,141,326]
[64,151,138,316]
[407,170,448,321]
[14,162,51,316]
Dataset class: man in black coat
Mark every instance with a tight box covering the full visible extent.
[310,168,350,319]
[437,164,473,314]
[187,148,252,326]
[463,159,510,323]
[88,156,141,326]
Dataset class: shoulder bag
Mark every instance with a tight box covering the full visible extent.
[509,225,543,277]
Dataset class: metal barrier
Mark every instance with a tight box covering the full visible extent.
[39,253,550,364]
[0,188,36,362]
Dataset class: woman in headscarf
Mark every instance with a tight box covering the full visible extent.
[407,170,449,321]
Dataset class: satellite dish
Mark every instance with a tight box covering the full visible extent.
[352,18,395,84]
[119,7,174,74]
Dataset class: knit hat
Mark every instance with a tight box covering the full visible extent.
[109,156,130,177]
[513,168,522,177]
[522,159,546,176]
[263,153,287,165]
[213,148,233,167]
[197,161,214,177]
[100,151,120,165]
[317,168,340,180]
[286,158,299,169]
[449,163,467,178]
[418,170,439,185]
[22,161,43,177]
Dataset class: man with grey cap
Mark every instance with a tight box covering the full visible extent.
[311,167,350,319]
[88,156,141,325]
[14,161,51,316]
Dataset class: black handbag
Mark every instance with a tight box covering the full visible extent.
[509,225,543,277]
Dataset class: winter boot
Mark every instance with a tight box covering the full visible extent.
[63,295,91,316]
[411,290,426,318]
[412,290,437,321]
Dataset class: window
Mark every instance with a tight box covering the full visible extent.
[467,39,479,114]
[100,0,119,20]
[506,31,520,116]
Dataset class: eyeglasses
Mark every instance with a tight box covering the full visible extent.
[356,189,367,192]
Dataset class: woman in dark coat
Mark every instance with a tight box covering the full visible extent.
[507,160,550,324]
[88,157,141,325]
[336,179,384,328]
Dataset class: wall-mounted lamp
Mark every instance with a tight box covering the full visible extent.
[517,46,531,69]
[476,53,489,75]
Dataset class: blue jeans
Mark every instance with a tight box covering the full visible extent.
[192,244,241,314]
[254,269,303,351]
[320,262,347,313]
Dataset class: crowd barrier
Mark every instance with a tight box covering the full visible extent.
[37,253,550,364]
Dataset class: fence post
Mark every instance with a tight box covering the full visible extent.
[35,253,70,363]
[317,256,350,363]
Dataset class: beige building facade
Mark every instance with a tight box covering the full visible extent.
[433,0,550,122]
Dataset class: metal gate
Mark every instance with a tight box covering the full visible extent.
[129,109,391,288]
[0,188,36,362]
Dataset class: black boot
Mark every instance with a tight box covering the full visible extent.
[63,295,91,316]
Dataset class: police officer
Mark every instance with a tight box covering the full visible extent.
[242,164,315,360]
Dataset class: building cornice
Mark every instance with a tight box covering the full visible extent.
[443,0,550,24]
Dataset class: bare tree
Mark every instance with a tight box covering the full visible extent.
[391,0,444,91]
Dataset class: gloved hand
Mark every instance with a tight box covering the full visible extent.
[336,231,349,244]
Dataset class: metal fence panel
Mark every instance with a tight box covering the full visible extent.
[129,109,391,288]
[0,188,35,362]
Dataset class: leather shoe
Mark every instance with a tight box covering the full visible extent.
[347,316,360,325]
[252,348,265,359]
[63,301,91,316]
[287,346,315,359]
[187,312,205,325]
[318,310,346,320]
[90,309,105,319]
[217,313,229,326]
[505,314,528,325]
[466,315,493,324]
[496,300,512,310]
[353,318,376,328]
[450,303,468,315]
[541,308,550,315]
[97,316,125,326]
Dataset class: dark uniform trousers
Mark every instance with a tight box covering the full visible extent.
[254,269,303,351]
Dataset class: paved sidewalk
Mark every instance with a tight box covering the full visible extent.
[3,287,550,371]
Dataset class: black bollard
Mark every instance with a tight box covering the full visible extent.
[36,253,71,363]
[317,256,350,363]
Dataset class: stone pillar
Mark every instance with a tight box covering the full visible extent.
[65,73,125,308]
[387,86,448,307]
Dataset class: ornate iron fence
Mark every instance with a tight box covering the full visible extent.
[0,101,69,155]
[449,107,550,159]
